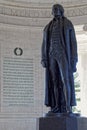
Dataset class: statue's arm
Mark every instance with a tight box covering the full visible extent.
[70,23,78,72]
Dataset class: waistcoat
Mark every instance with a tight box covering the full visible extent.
[49,19,64,57]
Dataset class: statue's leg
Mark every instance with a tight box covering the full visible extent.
[49,58,61,113]
[60,86,66,113]
[57,56,72,113]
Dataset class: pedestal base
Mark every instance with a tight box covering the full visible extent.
[36,114,87,130]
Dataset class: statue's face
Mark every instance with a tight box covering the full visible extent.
[52,4,63,17]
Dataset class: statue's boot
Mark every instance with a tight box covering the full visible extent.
[61,106,67,113]
[52,84,61,113]
[51,106,60,113]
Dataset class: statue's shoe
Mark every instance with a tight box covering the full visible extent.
[51,107,61,113]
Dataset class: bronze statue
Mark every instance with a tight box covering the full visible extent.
[41,4,78,113]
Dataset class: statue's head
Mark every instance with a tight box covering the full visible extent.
[52,4,64,17]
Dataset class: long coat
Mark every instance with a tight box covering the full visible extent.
[41,17,78,107]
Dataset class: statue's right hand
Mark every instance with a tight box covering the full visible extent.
[41,60,48,68]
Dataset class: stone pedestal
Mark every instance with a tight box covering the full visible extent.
[36,114,87,130]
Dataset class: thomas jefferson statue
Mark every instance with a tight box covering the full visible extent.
[41,4,78,113]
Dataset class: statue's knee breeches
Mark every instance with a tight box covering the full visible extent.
[49,57,60,87]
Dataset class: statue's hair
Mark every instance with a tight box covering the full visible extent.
[52,4,64,16]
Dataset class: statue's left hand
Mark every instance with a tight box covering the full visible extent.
[73,67,77,72]
[41,60,48,68]
[71,60,77,72]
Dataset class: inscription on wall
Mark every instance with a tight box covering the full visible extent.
[2,57,34,107]
[0,4,87,18]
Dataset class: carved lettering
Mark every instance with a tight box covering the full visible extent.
[3,57,34,107]
[0,5,87,18]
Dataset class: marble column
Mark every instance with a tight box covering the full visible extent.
[80,53,87,116]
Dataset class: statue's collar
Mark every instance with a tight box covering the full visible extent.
[53,16,64,21]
